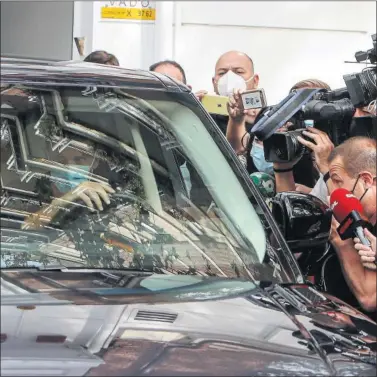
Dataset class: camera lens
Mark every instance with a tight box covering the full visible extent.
[273,135,289,161]
[263,129,306,163]
[288,129,306,160]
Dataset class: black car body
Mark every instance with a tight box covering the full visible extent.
[1,58,376,376]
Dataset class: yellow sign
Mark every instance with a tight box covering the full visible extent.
[101,7,156,21]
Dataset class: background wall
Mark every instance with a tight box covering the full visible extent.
[90,1,157,69]
[1,1,74,61]
[85,0,376,104]
[1,1,375,105]
[87,1,174,70]
[173,1,376,103]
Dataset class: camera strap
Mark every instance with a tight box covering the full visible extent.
[252,88,323,141]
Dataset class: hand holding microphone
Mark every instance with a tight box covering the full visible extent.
[354,229,376,271]
[330,188,372,247]
[330,188,376,266]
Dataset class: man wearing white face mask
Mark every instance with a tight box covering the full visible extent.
[210,51,275,175]
[214,51,274,174]
[213,50,260,123]
[196,51,260,136]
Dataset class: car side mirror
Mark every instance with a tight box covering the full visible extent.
[270,192,332,251]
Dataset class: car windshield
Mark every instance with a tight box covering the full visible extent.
[0,82,302,285]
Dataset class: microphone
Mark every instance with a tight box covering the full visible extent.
[330,188,371,246]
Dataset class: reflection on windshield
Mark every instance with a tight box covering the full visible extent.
[0,84,294,284]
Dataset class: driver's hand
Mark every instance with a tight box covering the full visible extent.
[297,128,334,174]
[62,181,115,211]
[353,229,376,270]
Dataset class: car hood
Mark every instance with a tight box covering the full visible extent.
[1,269,376,376]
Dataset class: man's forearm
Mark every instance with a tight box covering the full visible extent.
[226,118,248,154]
[332,237,377,311]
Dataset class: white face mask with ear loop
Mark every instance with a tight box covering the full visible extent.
[217,70,254,97]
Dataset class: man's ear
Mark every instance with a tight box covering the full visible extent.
[253,74,260,89]
[360,171,375,188]
[212,77,218,94]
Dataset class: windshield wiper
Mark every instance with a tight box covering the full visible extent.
[1,265,154,275]
[271,284,308,313]
[261,283,338,376]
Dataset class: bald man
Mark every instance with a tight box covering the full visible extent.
[197,50,261,139]
[197,51,259,100]
[213,51,270,173]
[212,50,259,97]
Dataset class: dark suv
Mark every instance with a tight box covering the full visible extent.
[0,58,376,376]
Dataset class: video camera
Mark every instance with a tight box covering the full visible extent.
[252,34,377,163]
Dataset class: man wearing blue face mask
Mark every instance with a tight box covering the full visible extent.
[226,89,275,176]
[228,79,332,184]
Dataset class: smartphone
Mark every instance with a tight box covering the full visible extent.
[241,89,267,110]
[201,95,229,116]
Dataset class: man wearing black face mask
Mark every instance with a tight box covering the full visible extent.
[327,137,376,317]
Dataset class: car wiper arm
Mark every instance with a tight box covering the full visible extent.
[261,284,338,376]
[1,265,154,275]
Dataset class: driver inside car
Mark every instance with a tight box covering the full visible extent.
[23,146,115,230]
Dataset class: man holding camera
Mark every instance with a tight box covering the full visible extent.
[273,126,335,203]
[196,51,262,144]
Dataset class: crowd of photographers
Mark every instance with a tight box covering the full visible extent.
[83,48,376,318]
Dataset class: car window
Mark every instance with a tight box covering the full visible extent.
[0,84,300,284]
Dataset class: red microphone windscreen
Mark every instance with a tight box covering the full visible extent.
[330,188,364,223]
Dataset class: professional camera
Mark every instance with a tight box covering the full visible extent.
[253,34,377,163]
[263,128,310,163]
[345,33,377,107]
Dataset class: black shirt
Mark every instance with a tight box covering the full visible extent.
[323,225,377,322]
[210,114,228,136]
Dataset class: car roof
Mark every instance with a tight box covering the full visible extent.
[0,56,191,92]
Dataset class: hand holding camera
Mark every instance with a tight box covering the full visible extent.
[297,128,334,174]
[227,89,262,123]
[227,89,248,123]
